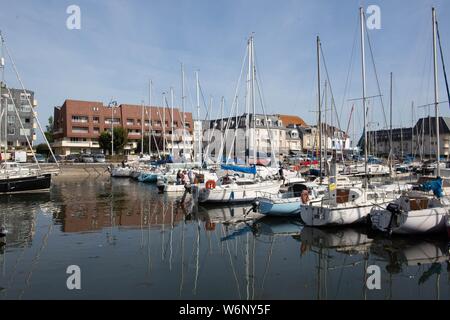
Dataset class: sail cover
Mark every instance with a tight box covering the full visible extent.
[221,164,257,175]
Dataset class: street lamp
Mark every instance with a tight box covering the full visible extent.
[108,100,118,156]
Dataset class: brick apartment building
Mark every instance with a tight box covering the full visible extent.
[52,99,193,156]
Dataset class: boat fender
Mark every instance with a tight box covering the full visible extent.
[205,180,216,189]
[301,190,310,204]
[0,226,8,237]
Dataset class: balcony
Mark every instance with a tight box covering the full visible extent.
[52,139,99,148]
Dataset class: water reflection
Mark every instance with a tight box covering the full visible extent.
[0,178,448,299]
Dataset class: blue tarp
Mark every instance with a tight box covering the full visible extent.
[220,164,257,175]
[420,177,444,198]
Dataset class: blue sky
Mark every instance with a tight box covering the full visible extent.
[1,0,450,144]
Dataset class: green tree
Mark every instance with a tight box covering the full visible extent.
[44,116,54,143]
[113,127,128,154]
[98,131,112,154]
[36,143,50,156]
[136,136,150,154]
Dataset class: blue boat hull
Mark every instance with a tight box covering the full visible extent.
[259,198,301,217]
[138,173,158,183]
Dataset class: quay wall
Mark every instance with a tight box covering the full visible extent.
[40,163,113,178]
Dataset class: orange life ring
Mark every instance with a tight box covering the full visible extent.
[205,180,216,189]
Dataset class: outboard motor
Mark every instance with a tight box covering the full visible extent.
[386,203,402,235]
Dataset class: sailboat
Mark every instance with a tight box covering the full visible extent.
[193,35,281,204]
[369,8,450,235]
[0,32,56,193]
[301,11,396,227]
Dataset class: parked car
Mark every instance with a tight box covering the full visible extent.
[80,154,94,163]
[34,154,47,163]
[65,154,80,163]
[93,154,106,163]
[48,155,63,163]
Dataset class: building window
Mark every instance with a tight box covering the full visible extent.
[72,127,89,134]
[7,104,14,112]
[267,119,272,127]
[145,120,150,126]
[93,117,100,124]
[256,119,261,126]
[105,118,120,125]
[127,129,140,135]
[24,118,31,123]
[7,115,15,124]
[277,120,283,127]
[72,116,89,123]
[184,122,190,128]
[93,127,100,134]
[127,119,135,126]
[8,127,15,135]
[20,105,32,113]
[20,128,31,136]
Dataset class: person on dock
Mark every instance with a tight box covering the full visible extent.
[176,170,182,185]
[279,165,285,185]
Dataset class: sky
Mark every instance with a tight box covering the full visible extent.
[1,0,450,144]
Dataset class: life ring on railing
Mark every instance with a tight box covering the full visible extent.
[205,180,216,189]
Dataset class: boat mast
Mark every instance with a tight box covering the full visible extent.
[245,37,251,166]
[251,36,257,165]
[360,7,368,188]
[162,92,166,157]
[0,31,4,161]
[141,100,144,155]
[317,36,322,183]
[411,101,414,158]
[149,80,153,156]
[170,87,174,158]
[324,80,328,171]
[432,7,440,175]
[195,71,202,164]
[389,72,393,176]
[181,63,186,160]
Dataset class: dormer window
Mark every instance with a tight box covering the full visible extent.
[255,119,261,126]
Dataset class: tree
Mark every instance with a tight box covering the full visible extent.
[136,136,150,154]
[44,116,54,143]
[98,131,112,154]
[36,143,50,156]
[113,127,128,154]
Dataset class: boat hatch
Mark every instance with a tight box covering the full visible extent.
[405,197,430,210]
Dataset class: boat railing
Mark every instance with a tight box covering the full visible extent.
[255,191,285,200]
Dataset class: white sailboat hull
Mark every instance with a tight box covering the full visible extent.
[300,203,376,227]
[196,181,281,204]
[370,207,448,235]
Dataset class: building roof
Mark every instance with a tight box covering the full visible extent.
[414,117,450,135]
[277,115,307,127]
